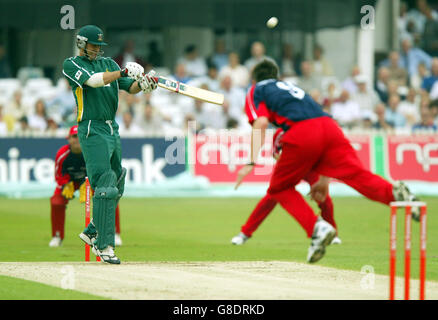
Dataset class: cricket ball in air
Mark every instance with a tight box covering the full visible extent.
[266,17,278,28]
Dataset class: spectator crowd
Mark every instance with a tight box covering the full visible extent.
[0,0,438,137]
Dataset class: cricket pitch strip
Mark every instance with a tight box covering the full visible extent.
[1,261,438,300]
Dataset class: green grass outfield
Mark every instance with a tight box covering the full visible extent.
[0,197,437,283]
[0,275,107,300]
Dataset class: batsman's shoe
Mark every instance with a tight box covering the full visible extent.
[393,181,421,222]
[92,245,121,264]
[78,230,97,246]
[307,218,336,263]
[231,232,250,245]
[49,235,62,247]
[115,233,123,247]
[331,236,342,245]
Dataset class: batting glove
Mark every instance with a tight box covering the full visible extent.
[122,62,144,81]
[139,70,158,93]
[61,181,75,200]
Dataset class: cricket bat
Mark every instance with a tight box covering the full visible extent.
[153,76,224,105]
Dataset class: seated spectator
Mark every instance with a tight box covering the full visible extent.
[46,118,61,136]
[172,63,191,83]
[226,118,239,130]
[399,37,432,77]
[406,0,438,39]
[211,39,229,72]
[422,4,438,57]
[387,51,408,86]
[398,87,420,125]
[187,84,227,131]
[219,75,246,122]
[280,43,300,77]
[410,62,429,90]
[220,99,250,133]
[177,44,207,78]
[0,105,7,136]
[220,100,237,129]
[310,44,333,77]
[113,40,146,69]
[193,61,220,93]
[412,107,437,132]
[352,74,381,120]
[373,103,393,131]
[342,65,361,95]
[117,91,143,124]
[118,112,144,137]
[2,106,15,133]
[309,89,322,105]
[298,61,321,92]
[419,91,431,114]
[375,66,391,103]
[330,90,361,128]
[190,99,216,130]
[421,58,438,92]
[430,80,438,100]
[429,99,438,124]
[12,116,31,136]
[0,44,12,78]
[359,117,373,129]
[28,99,48,132]
[385,94,406,128]
[218,52,250,89]
[46,78,76,125]
[244,41,273,72]
[387,80,403,100]
[141,104,167,136]
[147,41,163,67]
[322,82,339,113]
[4,90,28,130]
[398,1,413,43]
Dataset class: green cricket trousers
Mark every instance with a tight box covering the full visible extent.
[78,119,123,250]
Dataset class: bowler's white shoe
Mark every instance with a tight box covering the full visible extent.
[92,245,121,264]
[307,218,336,263]
[231,232,250,245]
[49,235,62,247]
[115,233,123,247]
[331,236,342,245]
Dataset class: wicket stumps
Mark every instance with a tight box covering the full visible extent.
[85,177,100,262]
[389,201,427,300]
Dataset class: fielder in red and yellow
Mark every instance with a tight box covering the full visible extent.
[49,125,122,247]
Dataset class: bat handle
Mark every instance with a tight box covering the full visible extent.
[143,73,159,83]
[140,71,159,82]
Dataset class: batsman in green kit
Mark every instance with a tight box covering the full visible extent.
[63,25,158,264]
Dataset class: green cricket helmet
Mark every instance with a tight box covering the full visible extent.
[76,25,107,60]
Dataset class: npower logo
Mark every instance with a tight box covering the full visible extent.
[195,132,276,176]
[197,140,274,172]
[396,143,438,172]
